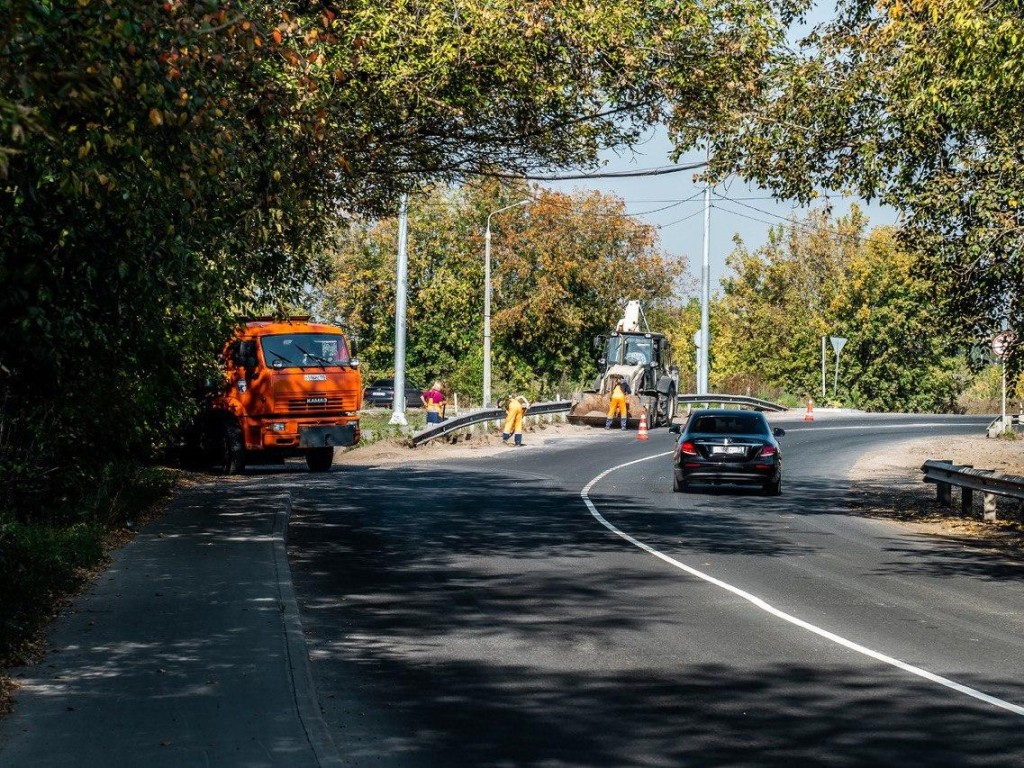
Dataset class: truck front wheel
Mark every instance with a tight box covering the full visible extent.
[218,421,246,475]
[306,447,334,472]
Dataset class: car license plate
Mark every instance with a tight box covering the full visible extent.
[712,446,746,455]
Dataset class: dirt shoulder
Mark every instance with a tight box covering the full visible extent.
[334,418,605,467]
[849,434,1024,553]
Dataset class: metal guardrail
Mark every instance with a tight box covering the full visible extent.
[411,393,786,446]
[677,393,787,412]
[921,459,1024,521]
[410,400,571,446]
[987,413,1023,438]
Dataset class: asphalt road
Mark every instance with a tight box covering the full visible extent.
[275,414,1024,767]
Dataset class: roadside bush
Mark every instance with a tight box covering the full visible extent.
[0,461,173,669]
[0,520,104,665]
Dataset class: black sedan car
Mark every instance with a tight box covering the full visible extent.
[670,408,784,495]
[362,378,424,408]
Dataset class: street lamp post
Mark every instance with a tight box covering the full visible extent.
[483,199,530,407]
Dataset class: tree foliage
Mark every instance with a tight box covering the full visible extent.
[714,209,964,412]
[325,181,684,402]
[0,0,803,520]
[710,0,1024,355]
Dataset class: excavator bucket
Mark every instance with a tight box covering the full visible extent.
[567,392,644,428]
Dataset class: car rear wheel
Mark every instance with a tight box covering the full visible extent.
[306,447,335,472]
[673,473,687,493]
[764,476,782,496]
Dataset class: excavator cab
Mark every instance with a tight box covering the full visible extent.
[569,302,679,428]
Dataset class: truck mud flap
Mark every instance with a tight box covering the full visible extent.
[299,424,356,448]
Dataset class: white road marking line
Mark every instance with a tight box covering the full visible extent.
[581,452,1024,718]
[782,422,984,431]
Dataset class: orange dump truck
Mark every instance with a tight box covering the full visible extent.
[198,317,362,473]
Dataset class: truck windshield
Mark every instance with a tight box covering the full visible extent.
[261,334,349,369]
[606,335,654,366]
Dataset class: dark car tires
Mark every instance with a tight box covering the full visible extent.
[306,447,335,472]
[764,476,782,496]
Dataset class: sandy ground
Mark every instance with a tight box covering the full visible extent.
[335,418,608,467]
[849,434,1024,554]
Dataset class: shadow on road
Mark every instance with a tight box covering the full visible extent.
[268,465,1024,767]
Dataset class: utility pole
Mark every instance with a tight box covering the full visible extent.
[821,336,826,400]
[698,147,711,395]
[389,194,409,426]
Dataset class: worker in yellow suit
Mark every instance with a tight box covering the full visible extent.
[605,377,630,430]
[501,395,529,446]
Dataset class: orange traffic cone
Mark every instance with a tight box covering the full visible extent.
[637,410,649,440]
[804,398,814,422]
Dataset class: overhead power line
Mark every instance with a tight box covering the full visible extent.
[482,159,709,181]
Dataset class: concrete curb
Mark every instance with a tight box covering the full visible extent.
[272,491,344,768]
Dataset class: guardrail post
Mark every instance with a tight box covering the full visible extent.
[960,487,973,516]
[984,493,998,522]
[937,481,952,506]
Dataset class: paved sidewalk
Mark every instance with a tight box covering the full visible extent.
[0,481,340,767]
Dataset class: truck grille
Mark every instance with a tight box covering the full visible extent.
[285,395,351,413]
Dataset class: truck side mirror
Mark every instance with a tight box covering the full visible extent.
[592,335,605,351]
[237,341,258,370]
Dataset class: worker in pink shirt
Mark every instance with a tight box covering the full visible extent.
[421,381,446,424]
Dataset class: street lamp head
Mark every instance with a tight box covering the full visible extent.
[487,198,533,229]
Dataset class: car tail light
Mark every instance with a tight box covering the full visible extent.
[758,445,777,457]
[680,440,698,456]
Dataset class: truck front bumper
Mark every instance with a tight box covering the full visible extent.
[298,424,358,448]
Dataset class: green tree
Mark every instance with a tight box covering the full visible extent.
[710,0,1024,354]
[0,0,802,519]
[716,209,861,398]
[326,182,684,403]
[832,228,965,412]
[715,209,964,411]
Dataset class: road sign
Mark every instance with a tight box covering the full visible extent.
[829,336,847,399]
[993,331,1015,358]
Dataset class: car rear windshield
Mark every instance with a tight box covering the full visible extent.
[690,414,769,436]
[261,333,349,369]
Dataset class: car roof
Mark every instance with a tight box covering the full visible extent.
[685,410,770,434]
[688,408,766,417]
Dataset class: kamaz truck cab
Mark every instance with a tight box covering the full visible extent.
[202,317,362,473]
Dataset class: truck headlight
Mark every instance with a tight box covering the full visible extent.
[271,422,286,432]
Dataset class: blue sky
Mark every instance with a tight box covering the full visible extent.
[542,2,896,296]
[541,127,897,299]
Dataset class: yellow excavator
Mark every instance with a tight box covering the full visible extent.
[568,301,679,428]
